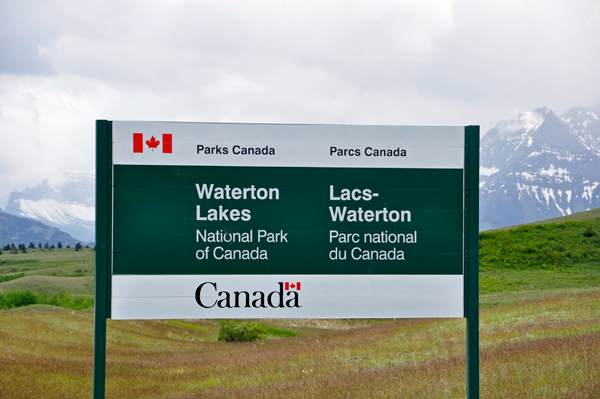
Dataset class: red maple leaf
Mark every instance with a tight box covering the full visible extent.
[146,136,160,151]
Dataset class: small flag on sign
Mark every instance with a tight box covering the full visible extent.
[285,282,301,291]
[132,133,173,153]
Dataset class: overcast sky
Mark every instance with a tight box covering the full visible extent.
[1,0,599,206]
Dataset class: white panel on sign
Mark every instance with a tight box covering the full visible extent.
[112,121,465,168]
[111,275,464,320]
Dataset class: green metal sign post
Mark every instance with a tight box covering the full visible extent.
[94,120,110,399]
[465,125,480,398]
[94,121,479,398]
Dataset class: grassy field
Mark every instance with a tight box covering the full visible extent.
[0,248,94,296]
[478,215,600,309]
[0,214,599,398]
[0,291,599,398]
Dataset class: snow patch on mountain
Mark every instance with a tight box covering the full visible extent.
[538,165,571,182]
[521,111,546,133]
[497,109,547,136]
[526,151,542,158]
[15,199,94,225]
[5,171,95,242]
[538,146,586,162]
[565,190,572,203]
[561,106,600,156]
[480,166,499,176]
[582,182,599,203]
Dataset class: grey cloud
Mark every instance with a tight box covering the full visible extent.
[0,1,58,74]
[414,0,600,110]
[30,1,455,94]
[0,0,599,201]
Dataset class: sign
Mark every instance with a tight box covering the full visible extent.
[96,122,476,320]
[94,121,480,398]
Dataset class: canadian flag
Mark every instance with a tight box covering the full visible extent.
[133,133,172,153]
[285,282,301,291]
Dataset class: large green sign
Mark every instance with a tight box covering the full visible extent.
[94,121,480,398]
[94,121,478,320]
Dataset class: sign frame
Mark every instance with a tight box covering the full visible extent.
[93,120,479,398]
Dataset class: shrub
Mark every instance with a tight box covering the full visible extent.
[0,290,94,310]
[0,273,25,283]
[583,224,597,237]
[0,290,38,308]
[217,319,267,342]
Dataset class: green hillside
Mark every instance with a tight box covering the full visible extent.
[0,248,94,306]
[0,248,93,276]
[0,275,93,296]
[479,213,600,307]
[480,218,600,270]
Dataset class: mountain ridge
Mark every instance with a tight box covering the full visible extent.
[480,106,600,230]
[0,208,87,247]
[5,171,95,242]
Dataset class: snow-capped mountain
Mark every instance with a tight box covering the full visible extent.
[0,208,85,247]
[5,171,95,242]
[480,106,600,230]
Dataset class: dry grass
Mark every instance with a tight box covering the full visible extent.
[1,291,599,398]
